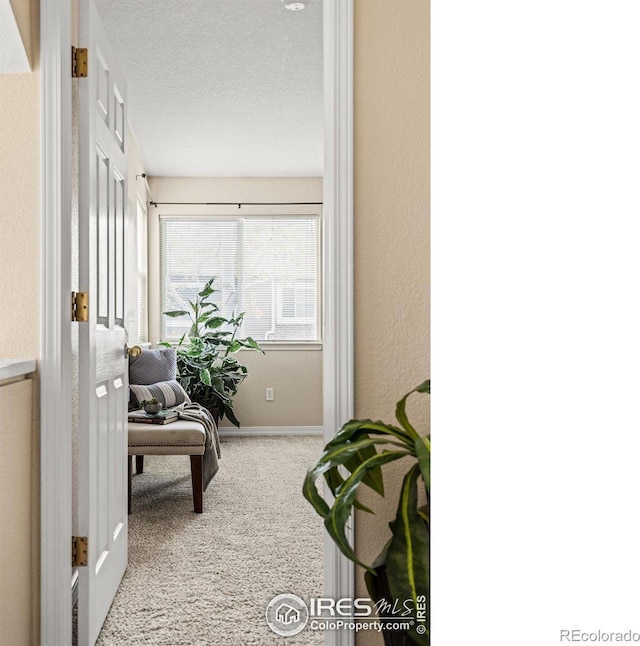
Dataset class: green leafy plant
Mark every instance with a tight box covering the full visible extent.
[303,380,430,645]
[162,277,264,427]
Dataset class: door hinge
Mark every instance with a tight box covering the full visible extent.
[72,46,88,78]
[72,536,88,567]
[72,291,89,322]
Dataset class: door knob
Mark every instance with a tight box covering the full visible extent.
[126,345,142,358]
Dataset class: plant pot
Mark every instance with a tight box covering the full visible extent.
[201,402,221,424]
[368,565,418,646]
[143,402,163,415]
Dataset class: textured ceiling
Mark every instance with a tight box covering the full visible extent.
[94,0,323,177]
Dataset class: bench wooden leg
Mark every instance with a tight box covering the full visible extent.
[190,455,203,513]
[136,455,144,474]
[128,455,132,515]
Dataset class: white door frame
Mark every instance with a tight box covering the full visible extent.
[40,1,354,645]
[40,0,73,643]
[321,4,355,646]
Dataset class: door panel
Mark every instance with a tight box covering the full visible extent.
[77,1,128,644]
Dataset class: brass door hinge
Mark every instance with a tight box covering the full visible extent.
[72,536,88,567]
[72,291,89,322]
[72,47,88,78]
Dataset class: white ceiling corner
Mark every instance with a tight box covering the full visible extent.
[94,0,323,177]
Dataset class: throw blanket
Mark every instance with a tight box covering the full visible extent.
[173,402,221,489]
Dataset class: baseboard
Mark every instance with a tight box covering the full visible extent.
[218,425,324,437]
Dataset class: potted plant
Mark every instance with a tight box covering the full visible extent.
[303,380,430,645]
[162,277,264,426]
[140,398,163,415]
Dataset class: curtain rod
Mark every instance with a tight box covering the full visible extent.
[149,201,323,208]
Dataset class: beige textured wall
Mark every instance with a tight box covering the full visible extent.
[0,377,36,646]
[147,176,323,428]
[0,0,40,360]
[0,2,40,644]
[218,349,322,428]
[353,1,430,639]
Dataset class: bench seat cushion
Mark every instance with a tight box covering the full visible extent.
[128,420,206,456]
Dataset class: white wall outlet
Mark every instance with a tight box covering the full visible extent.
[265,387,274,401]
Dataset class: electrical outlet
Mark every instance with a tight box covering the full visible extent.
[265,387,274,401]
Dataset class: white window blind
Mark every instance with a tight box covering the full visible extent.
[160,216,320,342]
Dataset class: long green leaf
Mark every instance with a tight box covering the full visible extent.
[210,376,226,395]
[163,310,189,318]
[224,405,240,427]
[395,394,417,438]
[395,379,430,439]
[344,442,385,496]
[203,331,232,341]
[414,436,430,494]
[385,465,429,646]
[239,337,264,353]
[303,462,333,519]
[303,438,396,520]
[329,419,415,450]
[198,277,216,298]
[417,505,429,525]
[324,450,410,573]
[324,467,375,514]
[205,316,228,329]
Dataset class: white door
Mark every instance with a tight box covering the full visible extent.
[77,1,128,643]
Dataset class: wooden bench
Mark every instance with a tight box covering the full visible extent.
[128,419,207,513]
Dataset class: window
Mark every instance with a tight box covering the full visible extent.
[277,284,316,324]
[160,216,320,342]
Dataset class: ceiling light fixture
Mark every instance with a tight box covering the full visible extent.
[282,0,307,10]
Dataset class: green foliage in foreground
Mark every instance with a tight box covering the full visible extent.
[304,381,430,645]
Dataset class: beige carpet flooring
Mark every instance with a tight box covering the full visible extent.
[96,435,325,645]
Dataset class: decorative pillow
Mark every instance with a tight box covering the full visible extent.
[129,380,190,409]
[129,348,176,385]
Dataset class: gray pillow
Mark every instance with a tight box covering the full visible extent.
[129,348,177,385]
[129,380,190,408]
